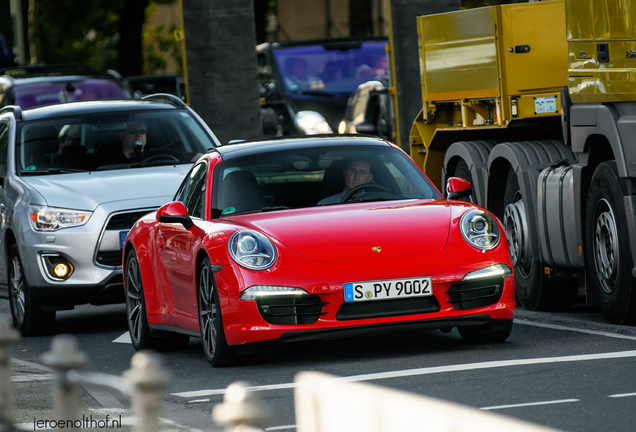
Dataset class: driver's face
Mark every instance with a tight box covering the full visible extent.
[344,159,373,191]
[120,121,147,151]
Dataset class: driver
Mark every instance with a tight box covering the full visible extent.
[318,158,374,205]
[99,120,148,165]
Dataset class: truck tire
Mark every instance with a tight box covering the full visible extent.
[8,244,55,336]
[451,160,475,203]
[503,169,577,311]
[585,161,636,325]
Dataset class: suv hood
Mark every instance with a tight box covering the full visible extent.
[21,165,190,210]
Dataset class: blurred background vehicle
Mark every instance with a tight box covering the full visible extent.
[0,64,132,109]
[127,73,186,102]
[257,36,388,137]
[338,78,393,141]
[0,94,220,336]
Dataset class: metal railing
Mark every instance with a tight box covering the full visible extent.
[1,313,562,432]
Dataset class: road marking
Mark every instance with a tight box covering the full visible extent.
[608,392,636,398]
[265,426,297,431]
[188,399,210,404]
[171,349,636,398]
[481,398,580,411]
[113,332,131,343]
[514,319,636,341]
[11,373,55,382]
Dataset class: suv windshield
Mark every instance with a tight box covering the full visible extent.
[17,110,214,173]
[14,80,131,109]
[273,41,387,95]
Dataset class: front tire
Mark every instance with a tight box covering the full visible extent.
[198,257,236,367]
[585,161,636,325]
[8,244,55,336]
[125,249,189,351]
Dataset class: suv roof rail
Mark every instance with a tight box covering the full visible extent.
[0,105,22,121]
[141,93,187,108]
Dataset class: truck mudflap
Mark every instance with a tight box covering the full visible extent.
[537,162,585,270]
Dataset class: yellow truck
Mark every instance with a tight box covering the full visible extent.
[407,0,636,324]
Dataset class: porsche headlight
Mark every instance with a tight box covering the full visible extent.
[295,110,333,135]
[460,209,500,250]
[228,230,277,270]
[29,205,91,231]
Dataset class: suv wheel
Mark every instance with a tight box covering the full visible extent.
[9,244,55,336]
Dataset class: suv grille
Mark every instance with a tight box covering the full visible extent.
[96,209,155,267]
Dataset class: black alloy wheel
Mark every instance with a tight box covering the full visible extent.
[125,249,189,351]
[198,257,236,367]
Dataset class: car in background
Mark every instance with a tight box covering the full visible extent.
[257,37,388,137]
[0,64,132,109]
[123,135,515,366]
[127,74,186,102]
[338,78,393,141]
[0,94,220,336]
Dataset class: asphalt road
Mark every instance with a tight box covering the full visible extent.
[5,297,636,432]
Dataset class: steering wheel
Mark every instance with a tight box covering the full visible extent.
[142,154,180,163]
[341,183,393,202]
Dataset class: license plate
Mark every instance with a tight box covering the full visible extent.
[120,231,129,249]
[343,276,433,303]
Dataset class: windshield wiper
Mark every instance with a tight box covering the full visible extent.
[21,168,87,175]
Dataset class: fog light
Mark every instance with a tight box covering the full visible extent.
[41,254,74,281]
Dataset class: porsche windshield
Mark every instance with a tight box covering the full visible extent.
[273,41,387,95]
[212,144,442,216]
[16,110,214,174]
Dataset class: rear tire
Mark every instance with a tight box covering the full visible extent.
[459,320,513,344]
[198,257,236,367]
[503,169,578,311]
[585,161,636,325]
[8,244,55,336]
[125,249,189,351]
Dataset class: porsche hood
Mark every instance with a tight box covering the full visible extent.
[244,201,451,261]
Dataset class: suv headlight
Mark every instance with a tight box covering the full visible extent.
[228,230,277,270]
[459,209,500,250]
[29,205,92,231]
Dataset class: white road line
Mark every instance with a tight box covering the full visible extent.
[113,332,132,344]
[188,399,210,404]
[608,392,636,398]
[265,426,297,431]
[171,349,636,398]
[481,398,580,411]
[513,319,636,341]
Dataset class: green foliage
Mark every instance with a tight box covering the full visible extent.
[142,1,183,74]
[36,0,124,70]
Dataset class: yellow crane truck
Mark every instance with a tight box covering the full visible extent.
[407,0,636,324]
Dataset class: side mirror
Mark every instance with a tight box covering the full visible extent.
[446,177,472,200]
[355,121,377,135]
[157,201,194,229]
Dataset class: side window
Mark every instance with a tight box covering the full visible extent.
[0,123,8,179]
[176,162,207,219]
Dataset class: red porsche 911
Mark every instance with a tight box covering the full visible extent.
[122,136,515,366]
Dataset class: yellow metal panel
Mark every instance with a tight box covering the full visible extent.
[499,1,568,95]
[417,7,500,103]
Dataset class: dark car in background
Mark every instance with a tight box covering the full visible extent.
[338,78,394,141]
[127,74,185,102]
[257,36,388,137]
[0,64,132,109]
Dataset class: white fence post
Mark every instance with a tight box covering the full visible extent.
[123,351,170,432]
[212,382,268,432]
[41,334,88,423]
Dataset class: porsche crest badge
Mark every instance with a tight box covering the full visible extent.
[372,246,382,253]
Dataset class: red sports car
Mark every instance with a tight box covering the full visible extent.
[123,136,515,366]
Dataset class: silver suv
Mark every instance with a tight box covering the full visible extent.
[0,94,220,335]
